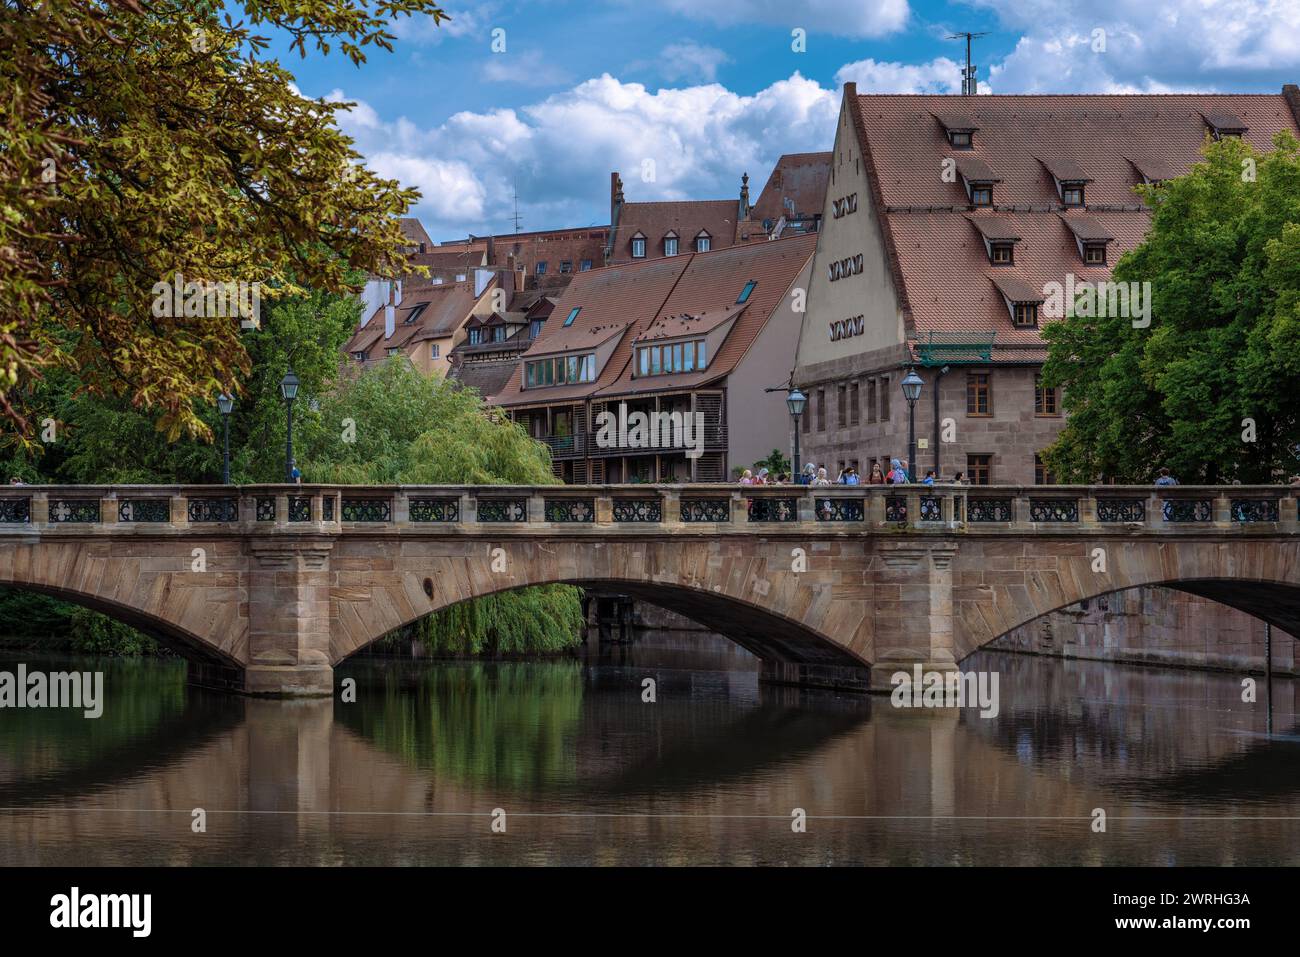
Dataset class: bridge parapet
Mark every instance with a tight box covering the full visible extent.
[0,484,1295,537]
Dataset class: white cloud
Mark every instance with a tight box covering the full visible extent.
[651,0,909,38]
[659,42,732,83]
[391,7,499,44]
[834,56,966,94]
[480,49,571,86]
[330,72,838,238]
[968,0,1300,92]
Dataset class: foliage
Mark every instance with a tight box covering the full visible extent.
[298,359,583,655]
[0,0,443,444]
[753,448,791,477]
[1042,131,1300,483]
[68,607,160,656]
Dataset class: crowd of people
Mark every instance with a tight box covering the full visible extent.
[738,459,969,486]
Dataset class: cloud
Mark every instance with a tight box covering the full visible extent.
[659,42,731,83]
[967,0,1300,92]
[480,49,571,86]
[330,72,838,238]
[834,56,966,94]
[390,7,499,44]
[651,0,909,38]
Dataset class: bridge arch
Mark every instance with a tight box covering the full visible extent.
[0,539,246,668]
[328,537,874,688]
[953,538,1300,660]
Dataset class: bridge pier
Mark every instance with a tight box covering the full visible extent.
[245,538,335,697]
[869,542,960,693]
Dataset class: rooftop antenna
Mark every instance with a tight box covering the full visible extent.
[946,31,988,96]
[511,178,522,234]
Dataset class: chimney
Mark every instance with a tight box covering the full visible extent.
[384,282,396,338]
[608,172,624,263]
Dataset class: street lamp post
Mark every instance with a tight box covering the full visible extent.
[786,388,807,481]
[280,370,300,483]
[217,393,234,484]
[901,368,923,483]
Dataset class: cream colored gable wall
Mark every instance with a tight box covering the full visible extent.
[795,95,906,370]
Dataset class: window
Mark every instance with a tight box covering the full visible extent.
[971,186,992,206]
[536,261,548,275]
[468,328,483,345]
[404,303,427,324]
[1013,303,1038,327]
[966,372,991,416]
[664,236,678,257]
[880,376,890,422]
[580,259,593,271]
[837,384,847,427]
[1035,454,1055,485]
[529,319,543,339]
[802,401,811,433]
[491,326,507,343]
[1035,374,1059,416]
[559,260,573,274]
[386,347,399,357]
[849,382,860,425]
[563,307,580,327]
[737,280,757,304]
[949,130,972,149]
[866,379,877,423]
[1062,185,1084,206]
[429,343,440,359]
[991,243,1014,265]
[525,353,596,388]
[967,454,992,485]
[1084,242,1106,265]
[816,389,826,431]
[631,237,646,258]
[695,234,711,252]
[352,351,367,362]
[635,340,706,377]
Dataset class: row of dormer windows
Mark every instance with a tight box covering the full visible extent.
[630,232,711,258]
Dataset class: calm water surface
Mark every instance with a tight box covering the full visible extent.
[0,647,1297,865]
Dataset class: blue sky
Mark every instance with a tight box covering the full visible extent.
[267,0,1300,238]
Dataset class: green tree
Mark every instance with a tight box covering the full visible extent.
[1,0,443,443]
[298,359,583,655]
[1042,131,1300,483]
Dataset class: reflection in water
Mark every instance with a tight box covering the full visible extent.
[0,647,1297,865]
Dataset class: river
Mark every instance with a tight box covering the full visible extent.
[0,647,1297,865]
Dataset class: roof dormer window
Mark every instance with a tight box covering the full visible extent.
[956,156,999,208]
[990,273,1046,329]
[1013,303,1038,328]
[1204,111,1248,140]
[694,231,711,252]
[1061,184,1085,206]
[971,186,993,206]
[934,111,979,150]
[631,233,646,258]
[968,216,1022,265]
[1060,215,1115,265]
[1084,242,1106,265]
[948,130,972,149]
[664,231,678,257]
[991,242,1014,265]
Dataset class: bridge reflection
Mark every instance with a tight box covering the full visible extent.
[0,655,1296,865]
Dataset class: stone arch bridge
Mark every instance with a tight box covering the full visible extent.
[0,484,1297,694]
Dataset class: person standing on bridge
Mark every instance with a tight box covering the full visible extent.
[868,462,885,484]
[1155,467,1178,486]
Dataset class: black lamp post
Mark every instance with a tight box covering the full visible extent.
[786,387,807,481]
[901,368,923,483]
[217,393,234,484]
[280,370,299,482]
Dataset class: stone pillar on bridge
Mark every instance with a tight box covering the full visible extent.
[869,541,960,692]
[245,537,335,696]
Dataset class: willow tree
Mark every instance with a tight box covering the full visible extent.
[1042,131,1300,483]
[299,360,585,655]
[0,0,444,443]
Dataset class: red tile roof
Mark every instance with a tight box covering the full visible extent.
[495,233,816,407]
[750,152,832,225]
[846,88,1300,356]
[344,280,486,357]
[608,200,755,263]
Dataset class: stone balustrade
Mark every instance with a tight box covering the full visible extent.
[0,483,1294,536]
